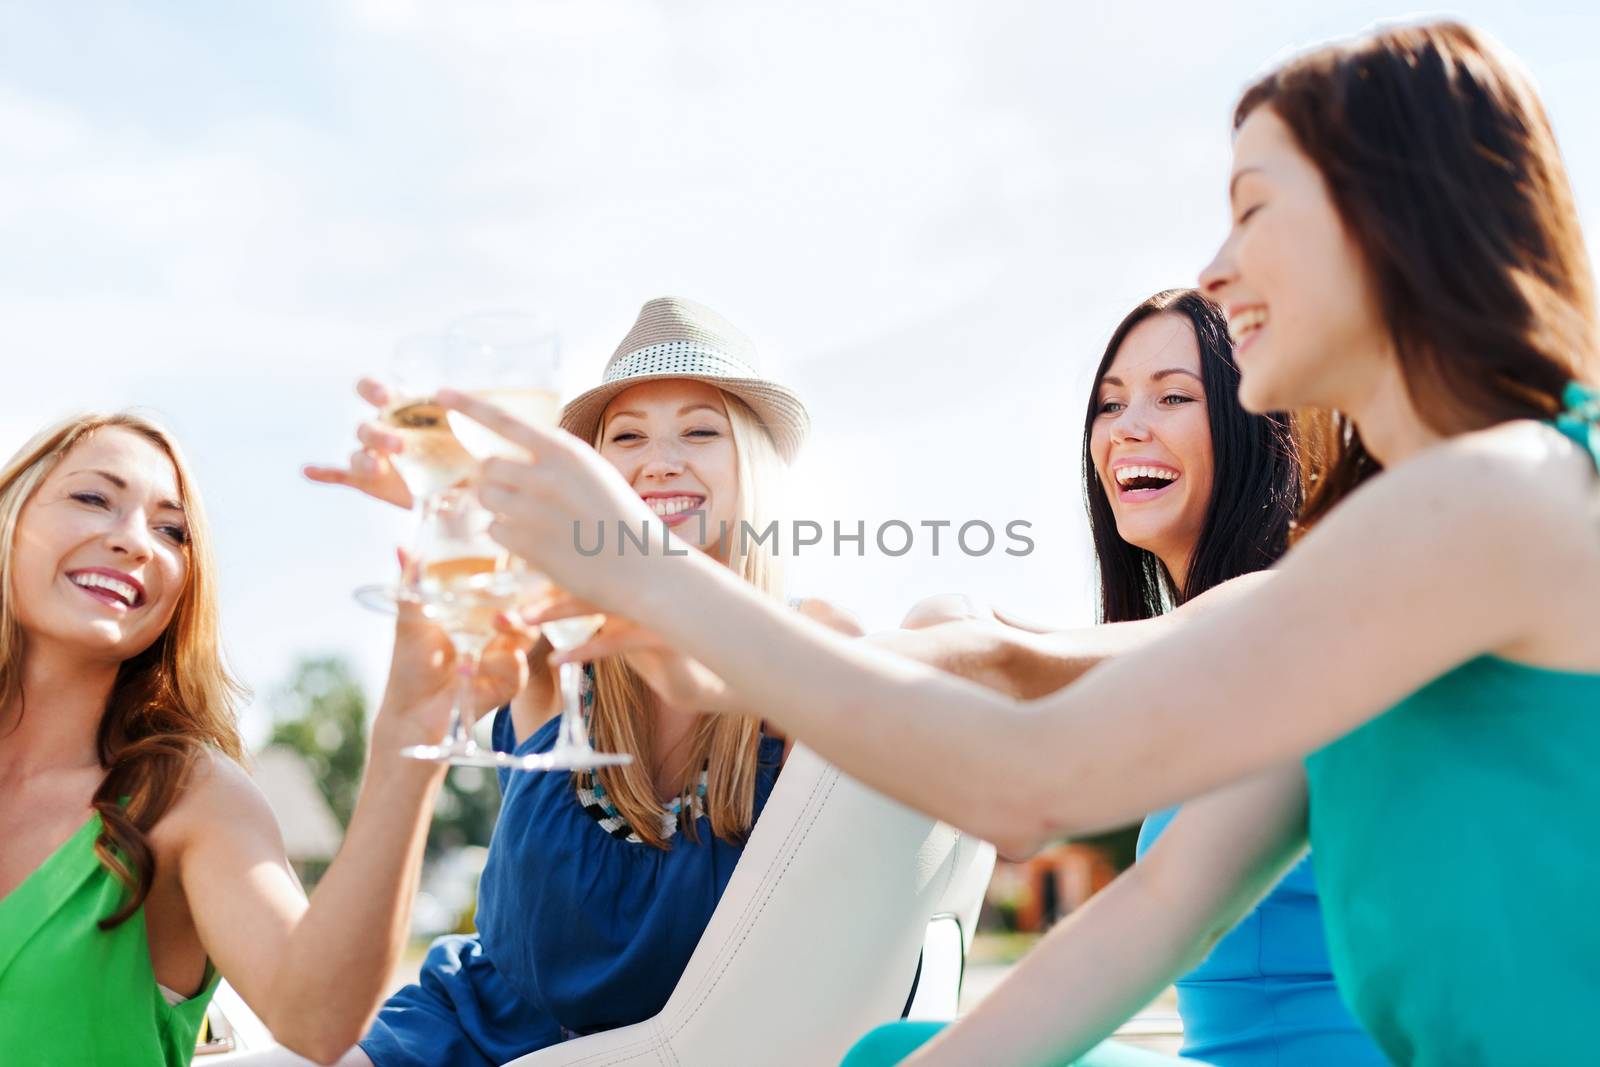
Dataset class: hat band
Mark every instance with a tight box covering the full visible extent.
[605,340,757,384]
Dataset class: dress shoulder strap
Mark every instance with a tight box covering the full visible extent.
[1553,381,1600,466]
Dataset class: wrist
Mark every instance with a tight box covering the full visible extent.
[368,715,450,778]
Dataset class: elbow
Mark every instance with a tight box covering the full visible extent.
[974,794,1060,862]
[268,1015,366,1066]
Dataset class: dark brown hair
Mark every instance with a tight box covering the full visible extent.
[1236,20,1599,527]
[1083,289,1302,621]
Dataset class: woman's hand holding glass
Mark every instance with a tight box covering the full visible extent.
[439,389,666,608]
[375,566,534,758]
[522,590,738,715]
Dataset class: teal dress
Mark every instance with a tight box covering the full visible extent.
[1304,384,1600,1064]
[844,384,1600,1066]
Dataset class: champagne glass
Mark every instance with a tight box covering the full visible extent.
[443,311,563,462]
[382,334,479,585]
[445,311,631,771]
[355,489,538,768]
[518,613,633,771]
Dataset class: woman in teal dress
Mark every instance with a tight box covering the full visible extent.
[861,288,1383,1067]
[451,18,1600,1066]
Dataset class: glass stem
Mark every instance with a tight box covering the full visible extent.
[556,660,588,753]
[406,492,442,589]
[448,643,482,751]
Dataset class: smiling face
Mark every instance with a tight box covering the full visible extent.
[597,379,740,559]
[1199,106,1389,415]
[10,427,190,665]
[1088,313,1214,583]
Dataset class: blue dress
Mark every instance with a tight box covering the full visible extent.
[1135,808,1385,1066]
[360,698,786,1067]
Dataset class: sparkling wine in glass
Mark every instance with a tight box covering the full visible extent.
[384,334,479,584]
[356,490,532,768]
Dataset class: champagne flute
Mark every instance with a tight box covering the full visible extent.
[518,613,633,771]
[382,334,478,586]
[442,311,563,462]
[442,312,631,771]
[355,489,537,768]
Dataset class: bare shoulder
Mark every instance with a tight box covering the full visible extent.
[157,747,282,852]
[1381,421,1597,556]
[796,597,866,637]
[1275,419,1598,658]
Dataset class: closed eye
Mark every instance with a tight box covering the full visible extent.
[1237,203,1263,225]
[610,431,644,443]
[157,524,189,546]
[71,490,110,508]
[685,429,721,439]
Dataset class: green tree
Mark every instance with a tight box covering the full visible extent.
[266,655,501,858]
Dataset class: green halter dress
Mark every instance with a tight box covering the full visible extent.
[0,811,218,1065]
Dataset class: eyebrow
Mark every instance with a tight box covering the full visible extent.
[1100,368,1204,388]
[606,404,728,422]
[68,468,185,513]
[1229,166,1264,198]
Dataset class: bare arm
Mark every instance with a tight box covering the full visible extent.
[450,394,1582,859]
[907,766,1309,1066]
[873,574,1271,700]
[175,611,528,1063]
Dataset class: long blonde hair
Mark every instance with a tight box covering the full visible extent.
[0,413,245,927]
[586,392,786,848]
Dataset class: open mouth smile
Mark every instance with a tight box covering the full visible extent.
[1112,464,1181,504]
[641,494,706,528]
[66,568,146,610]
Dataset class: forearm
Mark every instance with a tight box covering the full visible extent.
[909,767,1309,1066]
[634,554,1055,853]
[263,728,445,1059]
[910,865,1200,1067]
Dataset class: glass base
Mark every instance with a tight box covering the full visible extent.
[400,742,634,771]
[508,748,635,772]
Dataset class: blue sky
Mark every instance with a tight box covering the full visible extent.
[4,2,1598,742]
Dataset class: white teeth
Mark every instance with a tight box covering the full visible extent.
[1228,307,1268,345]
[70,573,138,606]
[646,496,702,517]
[1114,466,1180,486]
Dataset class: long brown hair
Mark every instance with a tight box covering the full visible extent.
[0,414,245,928]
[586,392,783,849]
[1236,20,1600,527]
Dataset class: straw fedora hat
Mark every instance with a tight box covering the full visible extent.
[559,297,810,464]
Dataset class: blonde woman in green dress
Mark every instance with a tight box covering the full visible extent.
[0,413,530,1065]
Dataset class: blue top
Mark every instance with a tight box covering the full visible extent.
[1137,809,1384,1066]
[359,691,785,1067]
[476,707,786,1036]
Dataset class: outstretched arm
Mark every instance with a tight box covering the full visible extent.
[173,610,529,1063]
[907,766,1309,1066]
[447,393,1567,858]
[872,574,1271,700]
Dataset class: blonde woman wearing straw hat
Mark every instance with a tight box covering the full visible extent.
[293,297,860,1067]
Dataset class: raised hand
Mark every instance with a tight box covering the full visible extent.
[302,378,415,510]
[373,553,535,752]
[526,592,736,714]
[438,389,662,606]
